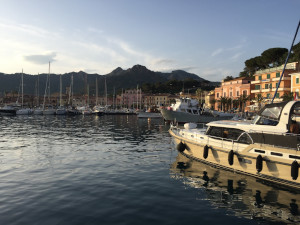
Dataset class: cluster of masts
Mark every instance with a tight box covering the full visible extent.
[0,62,140,116]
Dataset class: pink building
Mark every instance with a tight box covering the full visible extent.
[214,77,254,111]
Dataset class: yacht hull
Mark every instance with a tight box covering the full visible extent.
[169,128,300,189]
[161,109,233,123]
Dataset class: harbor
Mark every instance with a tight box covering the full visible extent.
[0,115,299,225]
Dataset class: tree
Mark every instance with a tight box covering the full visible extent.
[224,76,234,82]
[210,99,216,110]
[219,97,227,111]
[254,93,264,110]
[282,92,294,101]
[238,94,249,112]
[261,48,288,67]
[195,88,205,104]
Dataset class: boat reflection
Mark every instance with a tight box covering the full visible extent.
[170,152,300,224]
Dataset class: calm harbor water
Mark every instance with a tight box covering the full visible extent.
[0,115,299,225]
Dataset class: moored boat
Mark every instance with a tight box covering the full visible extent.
[161,97,233,123]
[169,101,300,189]
[0,105,17,116]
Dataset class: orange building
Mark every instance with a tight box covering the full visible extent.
[214,77,254,111]
[291,72,300,99]
[251,62,299,104]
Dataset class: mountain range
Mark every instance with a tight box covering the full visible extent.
[0,64,216,96]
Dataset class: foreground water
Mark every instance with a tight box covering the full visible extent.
[0,115,299,225]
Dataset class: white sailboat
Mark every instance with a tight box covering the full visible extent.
[33,73,44,115]
[16,69,32,115]
[43,62,56,115]
[56,74,67,115]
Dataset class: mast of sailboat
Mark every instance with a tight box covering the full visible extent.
[59,74,62,106]
[37,73,39,106]
[21,69,23,108]
[96,77,98,106]
[136,84,139,110]
[87,84,90,107]
[140,88,142,110]
[105,77,107,106]
[272,20,300,103]
[48,62,51,105]
[113,86,115,109]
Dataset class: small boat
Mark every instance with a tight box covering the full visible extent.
[161,98,233,123]
[169,101,300,190]
[16,108,32,115]
[137,107,162,118]
[0,105,17,116]
[56,106,67,115]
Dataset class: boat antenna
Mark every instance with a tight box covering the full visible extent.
[271,20,300,103]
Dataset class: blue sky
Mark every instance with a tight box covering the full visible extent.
[0,0,299,81]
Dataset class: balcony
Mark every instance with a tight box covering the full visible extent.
[251,80,261,84]
[251,89,261,93]
[272,77,291,82]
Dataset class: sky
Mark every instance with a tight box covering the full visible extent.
[0,0,299,81]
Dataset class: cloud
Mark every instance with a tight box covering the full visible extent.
[23,52,57,65]
[211,48,224,57]
[153,59,175,65]
[230,52,243,61]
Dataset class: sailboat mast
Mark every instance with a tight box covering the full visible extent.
[136,85,138,110]
[272,20,300,103]
[105,77,107,106]
[48,62,51,105]
[71,75,73,106]
[37,73,39,106]
[21,69,23,107]
[96,77,98,105]
[60,74,62,106]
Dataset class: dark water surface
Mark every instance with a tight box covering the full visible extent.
[0,115,299,225]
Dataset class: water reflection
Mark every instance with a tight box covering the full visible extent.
[170,153,300,224]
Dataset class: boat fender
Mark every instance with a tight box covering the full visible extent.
[291,160,299,180]
[177,142,186,152]
[256,155,263,173]
[228,150,234,166]
[203,145,209,159]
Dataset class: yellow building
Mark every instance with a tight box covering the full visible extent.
[291,72,300,98]
[251,62,299,103]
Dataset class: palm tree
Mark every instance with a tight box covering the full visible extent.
[226,98,232,112]
[238,94,249,112]
[195,88,205,105]
[254,93,264,111]
[210,99,216,110]
[282,92,294,101]
[219,97,227,111]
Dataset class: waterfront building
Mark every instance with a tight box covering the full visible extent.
[290,71,300,99]
[205,90,215,109]
[214,77,254,111]
[143,93,170,108]
[251,62,299,104]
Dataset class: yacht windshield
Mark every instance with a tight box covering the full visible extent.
[261,106,282,120]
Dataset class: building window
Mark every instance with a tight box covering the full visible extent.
[267,74,270,79]
[243,90,247,96]
[224,93,226,97]
[276,72,280,77]
[255,85,260,90]
[276,93,280,98]
[217,93,219,98]
[296,77,299,84]
[267,93,270,99]
[276,82,279,88]
[265,84,268,89]
[259,76,262,80]
[237,91,239,96]
[269,83,272,89]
